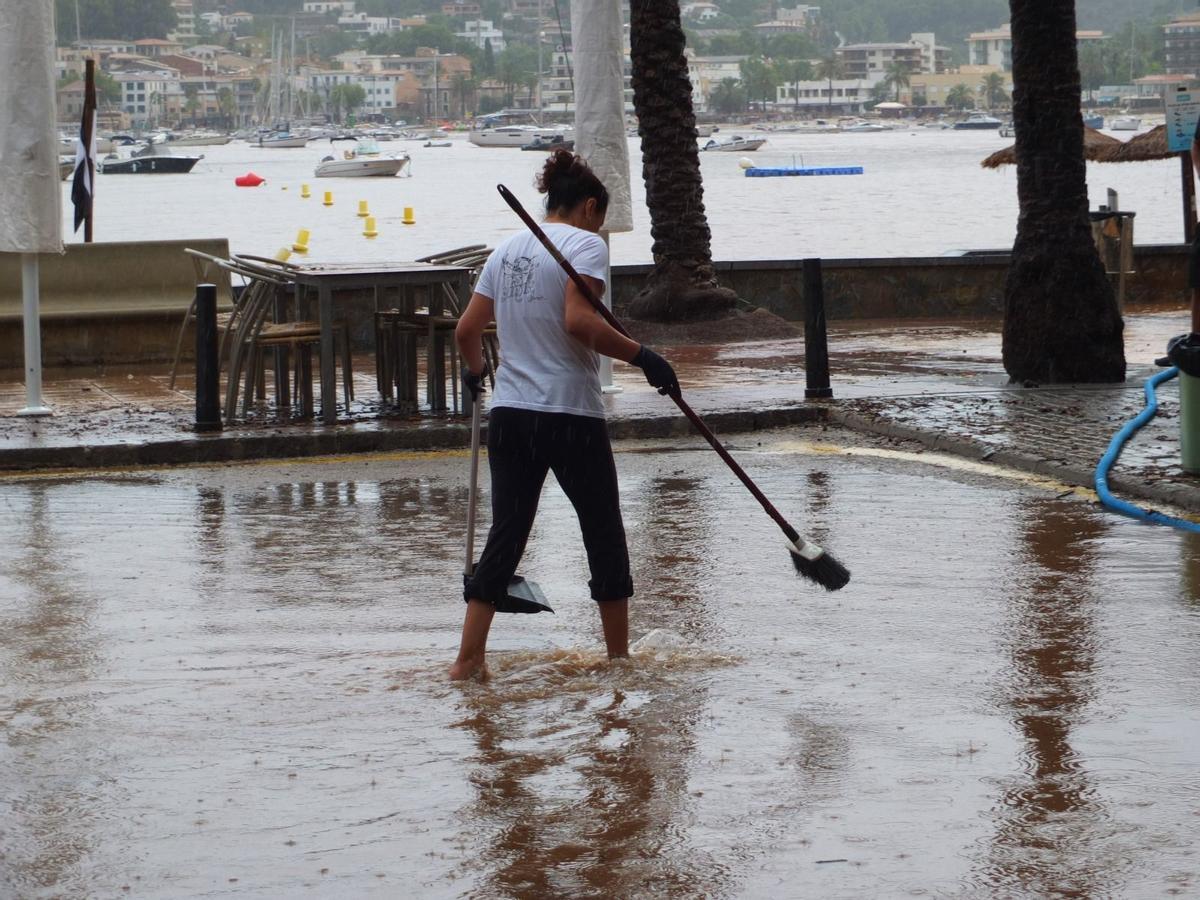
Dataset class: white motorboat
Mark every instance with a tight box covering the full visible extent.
[258,131,310,148]
[170,132,232,146]
[1110,115,1141,131]
[701,135,766,152]
[839,119,889,132]
[469,111,573,148]
[314,139,409,177]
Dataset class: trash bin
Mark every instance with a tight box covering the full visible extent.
[1166,333,1200,474]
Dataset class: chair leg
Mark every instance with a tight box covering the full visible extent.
[168,298,197,391]
[340,329,354,405]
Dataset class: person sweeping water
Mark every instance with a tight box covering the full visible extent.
[449,149,679,681]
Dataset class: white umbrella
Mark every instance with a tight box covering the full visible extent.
[571,0,633,391]
[0,0,62,415]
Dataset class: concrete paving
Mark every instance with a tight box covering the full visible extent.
[1,309,1197,517]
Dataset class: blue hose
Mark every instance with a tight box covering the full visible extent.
[1094,366,1200,533]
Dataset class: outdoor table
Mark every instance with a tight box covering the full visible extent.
[289,262,471,425]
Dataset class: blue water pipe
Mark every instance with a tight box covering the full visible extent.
[1094,366,1200,533]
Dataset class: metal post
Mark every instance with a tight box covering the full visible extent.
[194,283,222,432]
[802,258,832,399]
[17,254,52,417]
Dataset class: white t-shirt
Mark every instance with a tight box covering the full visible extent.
[474,223,608,419]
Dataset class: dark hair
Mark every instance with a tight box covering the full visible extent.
[536,148,609,216]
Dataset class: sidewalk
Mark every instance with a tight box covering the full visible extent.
[2,310,1197,515]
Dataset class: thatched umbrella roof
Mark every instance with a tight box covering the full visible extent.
[1097,124,1174,163]
[979,125,1128,169]
[980,125,1122,168]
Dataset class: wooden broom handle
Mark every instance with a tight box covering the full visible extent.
[497,184,802,545]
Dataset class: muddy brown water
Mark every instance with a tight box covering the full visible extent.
[2,433,1199,898]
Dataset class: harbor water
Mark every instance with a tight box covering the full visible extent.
[66,127,1186,265]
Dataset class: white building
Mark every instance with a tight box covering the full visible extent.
[306,69,410,114]
[455,19,505,51]
[686,53,747,111]
[113,70,183,121]
[169,0,196,41]
[338,13,408,35]
[303,0,355,12]
[775,77,876,113]
[838,34,949,81]
[682,2,721,21]
[778,4,819,23]
[967,23,1106,72]
[537,48,632,113]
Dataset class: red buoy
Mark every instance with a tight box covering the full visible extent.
[235,172,265,187]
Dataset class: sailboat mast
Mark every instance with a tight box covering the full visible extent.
[536,0,543,121]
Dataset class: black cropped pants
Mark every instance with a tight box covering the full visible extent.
[464,406,633,605]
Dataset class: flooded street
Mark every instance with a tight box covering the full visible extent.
[2,432,1199,898]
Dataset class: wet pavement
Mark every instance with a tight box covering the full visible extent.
[2,435,1199,898]
[2,309,1199,519]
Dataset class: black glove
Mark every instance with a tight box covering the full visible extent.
[632,345,679,396]
[462,366,488,402]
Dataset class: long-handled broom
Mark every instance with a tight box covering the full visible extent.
[497,184,850,592]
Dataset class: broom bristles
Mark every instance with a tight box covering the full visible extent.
[790,544,851,591]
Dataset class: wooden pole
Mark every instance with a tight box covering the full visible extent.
[83,58,97,242]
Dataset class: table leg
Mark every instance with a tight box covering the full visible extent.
[318,283,336,425]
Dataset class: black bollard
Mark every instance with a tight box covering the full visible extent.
[194,283,222,432]
[802,258,833,399]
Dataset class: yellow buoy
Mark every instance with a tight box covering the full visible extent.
[357,200,370,218]
[292,228,310,253]
[363,216,378,238]
[300,183,311,198]
[274,247,293,262]
[402,206,415,225]
[323,190,333,207]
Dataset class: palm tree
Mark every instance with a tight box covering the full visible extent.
[815,53,845,116]
[709,77,746,115]
[627,0,738,321]
[980,71,1007,109]
[945,83,974,110]
[884,61,910,103]
[1002,0,1124,383]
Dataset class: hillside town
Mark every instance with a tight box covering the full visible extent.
[54,0,1200,132]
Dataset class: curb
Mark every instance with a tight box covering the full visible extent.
[0,404,829,473]
[829,407,1200,515]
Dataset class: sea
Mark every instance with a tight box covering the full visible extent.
[66,124,1186,266]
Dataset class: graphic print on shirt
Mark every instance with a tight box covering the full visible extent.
[501,256,542,303]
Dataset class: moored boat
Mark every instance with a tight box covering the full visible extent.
[1109,115,1141,131]
[314,139,409,177]
[97,142,201,174]
[701,135,766,152]
[257,131,310,148]
[1082,113,1104,129]
[468,111,573,148]
[953,113,1003,130]
[521,134,575,151]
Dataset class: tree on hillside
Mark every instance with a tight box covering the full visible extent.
[883,61,910,102]
[778,58,814,113]
[980,71,1008,108]
[627,0,738,322]
[1002,0,1124,383]
[329,83,366,123]
[739,56,775,111]
[815,53,845,115]
[481,38,495,76]
[709,77,747,115]
[451,71,475,117]
[946,83,975,110]
[56,0,177,41]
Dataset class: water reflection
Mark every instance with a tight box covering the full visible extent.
[453,655,721,898]
[1180,531,1200,606]
[979,498,1115,896]
[1,486,103,896]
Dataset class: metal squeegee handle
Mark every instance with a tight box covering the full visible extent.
[496,184,803,547]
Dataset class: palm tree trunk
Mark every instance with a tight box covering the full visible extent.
[628,0,737,321]
[1002,0,1124,383]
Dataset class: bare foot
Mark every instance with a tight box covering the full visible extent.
[448,656,488,682]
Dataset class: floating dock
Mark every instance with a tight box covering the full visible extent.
[745,166,864,177]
